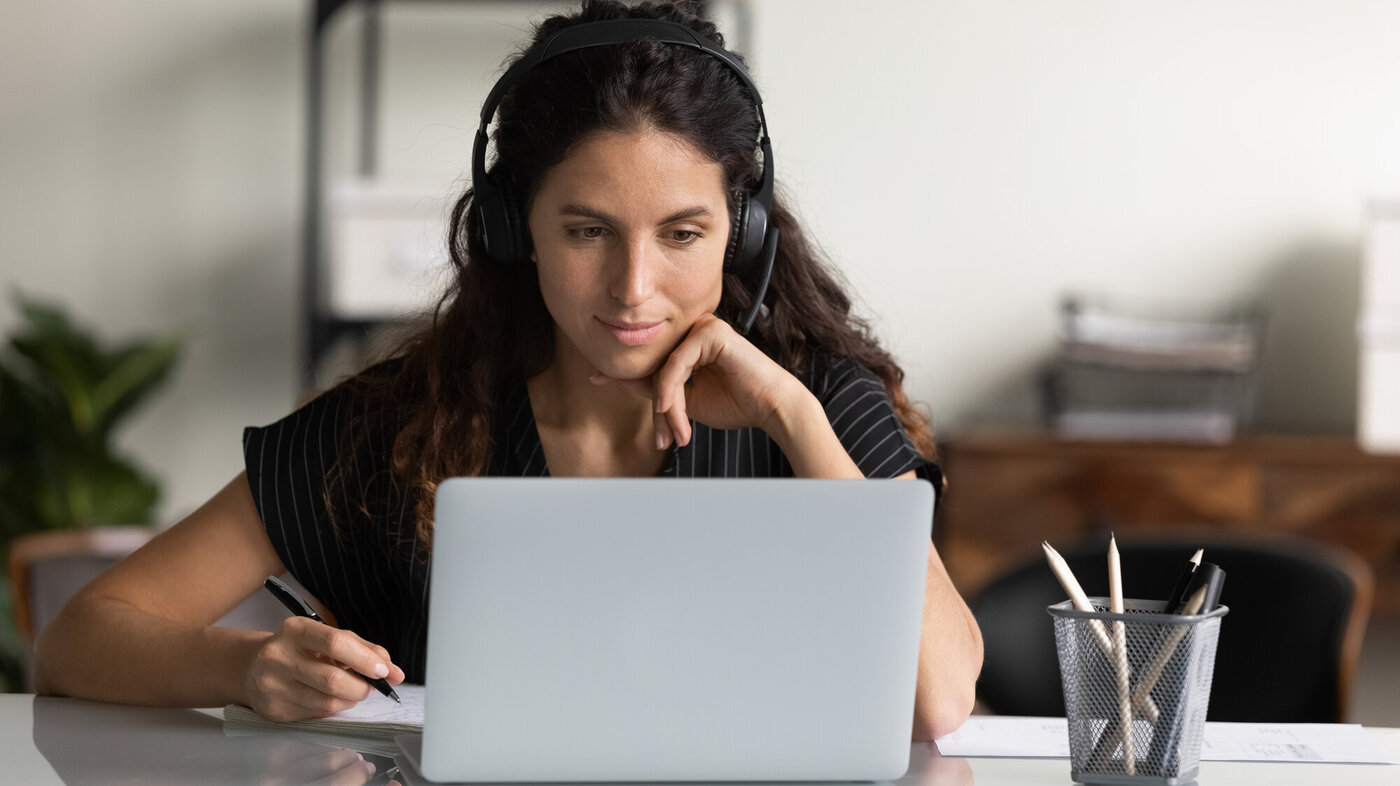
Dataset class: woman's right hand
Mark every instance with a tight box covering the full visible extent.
[243,616,406,721]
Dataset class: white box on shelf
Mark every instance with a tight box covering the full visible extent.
[1358,311,1400,454]
[325,178,455,320]
[1362,199,1400,311]
[1358,200,1400,454]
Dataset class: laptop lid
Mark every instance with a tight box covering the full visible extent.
[422,478,933,782]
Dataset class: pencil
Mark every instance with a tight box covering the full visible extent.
[1041,541,1114,654]
[1107,533,1135,775]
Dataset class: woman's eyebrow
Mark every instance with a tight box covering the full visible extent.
[558,204,715,224]
[558,204,615,221]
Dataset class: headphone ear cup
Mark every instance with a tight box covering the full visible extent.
[499,181,528,266]
[725,192,748,272]
[475,179,509,266]
[475,176,528,266]
[739,195,769,272]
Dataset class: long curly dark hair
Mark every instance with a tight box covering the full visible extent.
[326,0,936,547]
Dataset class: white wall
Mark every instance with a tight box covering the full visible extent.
[3,1,1399,523]
[1,1,304,524]
[751,0,1400,436]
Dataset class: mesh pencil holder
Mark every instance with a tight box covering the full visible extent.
[1048,598,1228,785]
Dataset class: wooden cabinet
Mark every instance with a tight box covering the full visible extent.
[938,429,1400,613]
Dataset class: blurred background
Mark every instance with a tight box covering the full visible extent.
[2,0,1398,723]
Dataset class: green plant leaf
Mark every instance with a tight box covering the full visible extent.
[90,337,181,436]
[0,292,178,536]
[10,296,105,436]
[62,449,160,528]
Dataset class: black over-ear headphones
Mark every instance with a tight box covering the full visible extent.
[471,18,779,335]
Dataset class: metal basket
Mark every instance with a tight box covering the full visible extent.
[1048,598,1228,785]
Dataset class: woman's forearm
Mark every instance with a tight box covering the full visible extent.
[910,545,984,740]
[762,386,864,479]
[33,594,268,708]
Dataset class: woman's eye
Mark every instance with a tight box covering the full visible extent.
[575,226,607,240]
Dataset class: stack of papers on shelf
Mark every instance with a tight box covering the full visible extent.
[1061,305,1260,372]
[1053,411,1237,444]
[222,684,424,757]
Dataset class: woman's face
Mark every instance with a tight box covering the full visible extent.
[527,128,729,381]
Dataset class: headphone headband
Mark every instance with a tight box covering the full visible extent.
[475,19,773,201]
[479,20,766,127]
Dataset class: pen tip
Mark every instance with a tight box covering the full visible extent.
[1191,548,1204,565]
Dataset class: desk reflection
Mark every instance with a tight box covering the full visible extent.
[32,696,397,785]
[904,743,975,786]
[30,695,971,786]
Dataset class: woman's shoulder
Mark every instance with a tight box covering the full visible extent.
[800,353,884,399]
[244,356,411,449]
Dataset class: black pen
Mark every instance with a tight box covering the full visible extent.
[1162,548,1203,613]
[1176,562,1225,615]
[263,575,401,704]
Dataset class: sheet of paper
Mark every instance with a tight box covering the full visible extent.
[324,683,425,726]
[934,716,1071,758]
[1201,721,1395,764]
[935,716,1398,765]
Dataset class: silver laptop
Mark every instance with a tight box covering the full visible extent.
[419,478,933,782]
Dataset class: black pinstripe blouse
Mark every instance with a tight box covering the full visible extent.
[243,357,939,682]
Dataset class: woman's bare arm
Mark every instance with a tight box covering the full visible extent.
[910,540,984,740]
[33,472,403,717]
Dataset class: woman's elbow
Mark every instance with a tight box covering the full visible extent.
[31,592,104,697]
[31,610,71,697]
[912,627,984,740]
[912,684,978,741]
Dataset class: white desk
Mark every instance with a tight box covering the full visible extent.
[2,695,1397,785]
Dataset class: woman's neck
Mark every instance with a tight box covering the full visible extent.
[527,350,665,478]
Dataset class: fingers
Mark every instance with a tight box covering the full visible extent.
[252,675,364,721]
[662,383,692,446]
[654,332,716,447]
[248,618,403,721]
[652,408,673,451]
[654,332,711,416]
[295,619,393,681]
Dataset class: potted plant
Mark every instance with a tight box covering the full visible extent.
[0,293,182,692]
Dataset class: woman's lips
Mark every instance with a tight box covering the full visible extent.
[597,317,664,346]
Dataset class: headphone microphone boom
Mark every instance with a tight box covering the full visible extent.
[470,18,778,335]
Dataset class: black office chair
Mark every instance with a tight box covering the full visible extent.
[968,530,1372,722]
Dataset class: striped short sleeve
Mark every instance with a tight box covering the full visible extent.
[242,389,342,605]
[813,359,939,485]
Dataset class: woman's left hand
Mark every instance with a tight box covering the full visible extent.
[590,314,803,449]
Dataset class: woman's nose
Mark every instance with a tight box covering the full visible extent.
[610,237,655,305]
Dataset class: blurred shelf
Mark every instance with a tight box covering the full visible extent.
[939,428,1400,613]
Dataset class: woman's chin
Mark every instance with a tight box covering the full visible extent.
[588,346,668,382]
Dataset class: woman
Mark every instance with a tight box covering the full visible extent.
[35,0,982,740]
